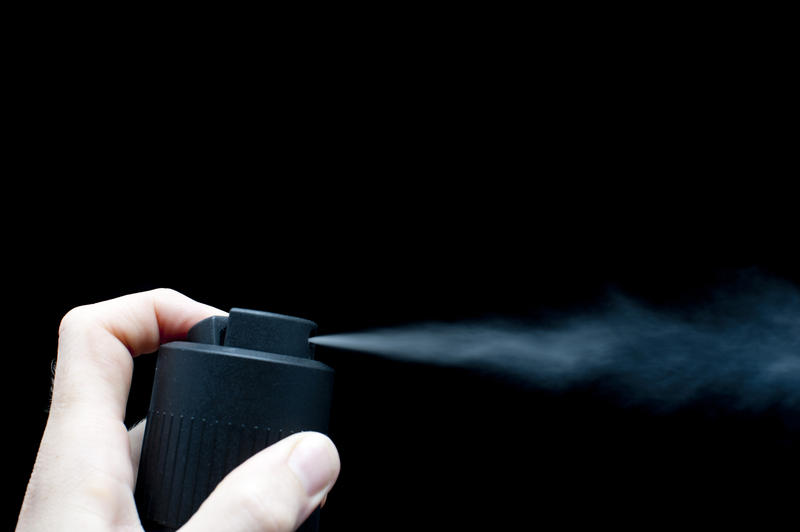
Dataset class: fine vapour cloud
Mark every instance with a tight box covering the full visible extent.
[311,273,800,414]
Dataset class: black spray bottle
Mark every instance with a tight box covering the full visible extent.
[134,308,334,531]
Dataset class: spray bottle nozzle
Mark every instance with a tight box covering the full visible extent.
[187,308,317,359]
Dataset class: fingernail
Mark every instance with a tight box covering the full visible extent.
[288,434,336,497]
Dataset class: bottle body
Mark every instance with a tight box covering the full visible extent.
[135,341,334,531]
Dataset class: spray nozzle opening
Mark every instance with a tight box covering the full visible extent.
[187,308,317,359]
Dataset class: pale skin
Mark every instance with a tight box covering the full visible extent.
[17,289,340,532]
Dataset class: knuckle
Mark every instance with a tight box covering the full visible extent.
[58,305,95,336]
[81,472,117,507]
[56,303,133,369]
[149,287,182,300]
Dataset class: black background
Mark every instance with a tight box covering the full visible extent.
[6,12,798,531]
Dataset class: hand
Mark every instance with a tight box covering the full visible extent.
[17,289,340,531]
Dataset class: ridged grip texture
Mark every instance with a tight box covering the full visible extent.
[137,411,300,527]
[134,340,334,531]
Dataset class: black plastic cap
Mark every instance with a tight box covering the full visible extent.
[187,309,317,359]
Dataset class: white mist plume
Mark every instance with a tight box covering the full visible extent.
[311,274,800,413]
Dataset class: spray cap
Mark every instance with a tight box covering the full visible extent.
[188,308,317,358]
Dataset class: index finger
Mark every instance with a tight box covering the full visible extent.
[52,288,225,422]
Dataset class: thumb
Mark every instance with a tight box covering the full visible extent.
[179,432,340,532]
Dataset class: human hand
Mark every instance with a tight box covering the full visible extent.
[17,289,340,531]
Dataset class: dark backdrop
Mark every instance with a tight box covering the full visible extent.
[7,18,797,530]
